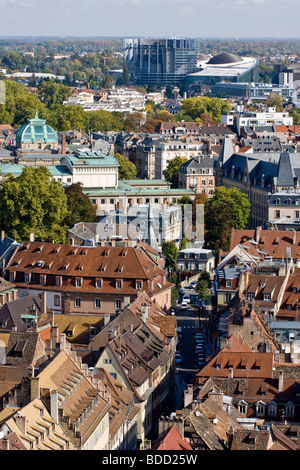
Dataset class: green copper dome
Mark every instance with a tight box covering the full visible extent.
[16,110,58,144]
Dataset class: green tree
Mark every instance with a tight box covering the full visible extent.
[114,153,137,180]
[162,241,178,269]
[205,187,251,252]
[195,279,211,301]
[179,96,231,123]
[265,93,284,112]
[63,182,97,228]
[163,156,188,188]
[37,79,72,107]
[0,166,68,243]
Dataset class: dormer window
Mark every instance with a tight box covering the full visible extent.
[263,294,271,301]
[56,276,62,287]
[75,278,82,288]
[116,280,122,289]
[95,279,102,289]
[40,275,46,285]
[25,273,31,283]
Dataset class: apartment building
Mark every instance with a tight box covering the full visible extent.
[5,240,172,316]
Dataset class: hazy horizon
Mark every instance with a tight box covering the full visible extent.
[0,0,298,39]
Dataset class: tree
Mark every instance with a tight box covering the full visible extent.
[265,93,284,112]
[0,166,68,243]
[197,270,212,289]
[114,153,137,180]
[63,182,97,228]
[179,96,231,123]
[162,241,178,269]
[205,187,251,252]
[163,156,188,188]
[195,279,211,302]
[37,79,72,107]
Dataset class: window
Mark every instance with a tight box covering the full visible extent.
[95,298,101,309]
[55,277,61,287]
[256,402,265,417]
[238,403,247,414]
[225,293,231,303]
[75,297,81,308]
[25,273,30,283]
[275,210,280,218]
[75,278,82,288]
[268,403,277,417]
[54,295,60,306]
[110,199,114,204]
[263,294,271,301]
[116,280,122,289]
[9,272,15,281]
[115,299,121,310]
[67,178,72,183]
[226,280,231,288]
[40,276,45,285]
[96,280,102,289]
[285,403,295,417]
[136,281,142,290]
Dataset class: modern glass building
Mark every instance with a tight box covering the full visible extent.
[123,37,198,86]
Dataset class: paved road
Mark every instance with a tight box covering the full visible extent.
[174,304,202,409]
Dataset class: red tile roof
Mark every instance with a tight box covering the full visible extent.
[151,425,193,451]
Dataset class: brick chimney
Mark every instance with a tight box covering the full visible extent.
[30,376,40,401]
[1,436,9,450]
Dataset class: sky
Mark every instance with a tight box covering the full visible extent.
[0,0,300,39]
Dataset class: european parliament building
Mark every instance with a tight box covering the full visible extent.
[123,37,198,86]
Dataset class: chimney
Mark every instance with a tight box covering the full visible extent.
[255,226,261,243]
[104,313,110,326]
[1,230,5,241]
[184,384,194,408]
[50,389,59,423]
[29,233,35,242]
[1,436,9,451]
[30,376,40,401]
[15,414,27,434]
[42,291,47,314]
[51,325,60,353]
[293,230,296,245]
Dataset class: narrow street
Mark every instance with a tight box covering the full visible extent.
[173,304,203,410]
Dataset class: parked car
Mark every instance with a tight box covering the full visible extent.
[181,302,188,310]
[189,281,197,289]
[175,353,183,364]
[182,294,191,303]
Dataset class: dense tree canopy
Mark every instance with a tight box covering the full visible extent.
[0,166,68,243]
[114,153,137,180]
[204,187,251,252]
[179,97,231,123]
[163,156,188,188]
[63,183,98,229]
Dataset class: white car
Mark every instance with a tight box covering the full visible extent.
[181,302,188,310]
[182,294,191,304]
[189,281,197,289]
